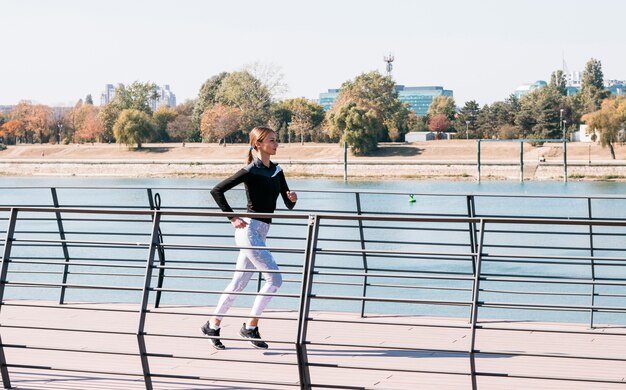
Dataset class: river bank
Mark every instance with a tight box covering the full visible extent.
[1,141,625,181]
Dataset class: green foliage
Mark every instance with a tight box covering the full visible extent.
[113,109,155,148]
[427,96,456,120]
[331,102,379,155]
[326,71,411,153]
[215,71,271,135]
[192,72,229,132]
[456,100,481,138]
[99,81,158,142]
[85,94,94,105]
[0,144,6,151]
[274,98,326,143]
[580,58,610,113]
[498,124,521,139]
[549,70,567,96]
[152,107,178,142]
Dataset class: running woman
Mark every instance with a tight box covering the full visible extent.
[201,126,297,350]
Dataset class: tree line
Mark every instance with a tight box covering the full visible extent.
[1,58,624,157]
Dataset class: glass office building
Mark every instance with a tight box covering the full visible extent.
[319,85,453,116]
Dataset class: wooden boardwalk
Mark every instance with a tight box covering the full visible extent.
[1,301,625,389]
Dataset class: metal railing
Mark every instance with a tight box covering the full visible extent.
[0,201,625,389]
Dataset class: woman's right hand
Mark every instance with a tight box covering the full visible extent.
[230,217,248,229]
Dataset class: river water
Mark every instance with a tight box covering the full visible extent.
[1,176,626,325]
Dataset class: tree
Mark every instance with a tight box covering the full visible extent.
[0,120,25,144]
[428,114,451,137]
[243,62,288,99]
[326,71,411,153]
[580,58,609,113]
[10,101,52,143]
[456,100,481,138]
[200,104,243,144]
[152,107,178,142]
[167,100,195,142]
[85,94,94,105]
[427,96,456,120]
[279,98,325,143]
[99,81,158,142]
[192,72,229,133]
[549,70,567,96]
[329,101,379,155]
[73,104,104,142]
[113,109,155,148]
[582,97,626,159]
[215,71,271,136]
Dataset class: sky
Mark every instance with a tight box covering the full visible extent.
[2,0,625,108]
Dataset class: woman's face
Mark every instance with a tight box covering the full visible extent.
[256,132,278,155]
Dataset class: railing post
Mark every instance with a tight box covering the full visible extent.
[519,141,524,183]
[563,137,567,182]
[51,188,72,304]
[356,193,369,318]
[468,219,486,390]
[0,209,19,389]
[147,190,166,308]
[476,140,481,182]
[587,198,596,328]
[136,210,161,390]
[296,215,319,390]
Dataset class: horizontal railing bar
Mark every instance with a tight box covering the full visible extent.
[4,364,144,379]
[310,294,471,306]
[4,281,143,291]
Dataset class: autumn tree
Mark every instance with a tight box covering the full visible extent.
[582,97,626,159]
[0,120,25,144]
[200,104,243,144]
[428,114,451,137]
[167,100,195,142]
[73,105,104,142]
[10,101,53,143]
[113,109,155,148]
[192,72,229,134]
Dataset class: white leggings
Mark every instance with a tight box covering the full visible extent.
[213,218,283,320]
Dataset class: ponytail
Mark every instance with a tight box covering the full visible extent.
[246,126,275,165]
[246,146,254,164]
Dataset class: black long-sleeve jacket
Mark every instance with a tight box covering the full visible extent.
[210,158,295,223]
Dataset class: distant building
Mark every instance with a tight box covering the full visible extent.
[319,85,453,116]
[100,83,177,109]
[0,105,15,114]
[513,80,548,98]
[150,84,177,111]
[100,84,117,105]
[606,80,626,96]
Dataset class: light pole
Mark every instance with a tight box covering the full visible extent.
[560,109,564,140]
[57,122,63,144]
[465,120,470,140]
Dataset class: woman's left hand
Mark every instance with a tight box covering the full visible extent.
[287,191,298,203]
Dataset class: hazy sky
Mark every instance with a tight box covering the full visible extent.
[2,0,625,107]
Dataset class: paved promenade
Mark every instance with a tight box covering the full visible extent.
[1,301,625,389]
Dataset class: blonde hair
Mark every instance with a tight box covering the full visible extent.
[246,126,275,164]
